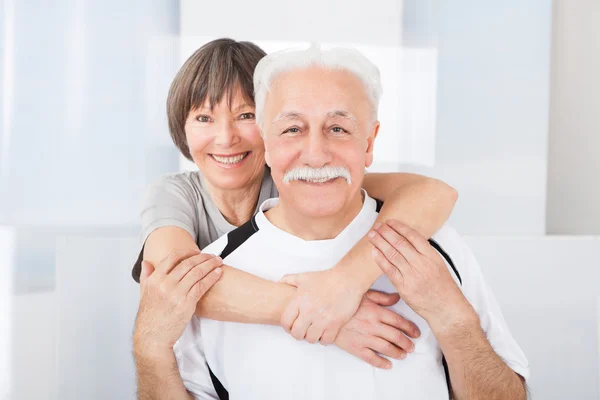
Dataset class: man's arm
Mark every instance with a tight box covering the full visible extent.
[433,312,527,400]
[135,349,194,400]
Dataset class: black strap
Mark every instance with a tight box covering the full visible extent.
[207,217,259,399]
[208,365,229,400]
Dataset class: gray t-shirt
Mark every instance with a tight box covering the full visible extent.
[131,167,278,282]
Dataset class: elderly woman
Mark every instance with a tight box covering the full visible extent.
[132,38,458,394]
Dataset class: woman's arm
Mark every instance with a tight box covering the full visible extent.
[143,226,295,325]
[279,173,458,344]
[142,173,457,343]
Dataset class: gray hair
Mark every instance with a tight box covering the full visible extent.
[253,43,383,131]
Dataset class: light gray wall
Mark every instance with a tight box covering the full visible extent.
[547,0,600,235]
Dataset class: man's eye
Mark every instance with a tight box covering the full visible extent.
[197,115,211,123]
[239,113,255,120]
[283,127,300,134]
[331,126,347,134]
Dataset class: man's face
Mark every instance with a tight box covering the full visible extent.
[262,66,379,218]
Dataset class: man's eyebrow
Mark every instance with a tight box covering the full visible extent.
[272,111,304,123]
[327,110,356,121]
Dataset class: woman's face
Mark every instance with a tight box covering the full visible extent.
[184,88,266,192]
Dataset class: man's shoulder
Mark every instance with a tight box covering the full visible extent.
[203,217,261,258]
[202,234,229,256]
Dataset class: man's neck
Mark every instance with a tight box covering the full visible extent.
[266,191,365,241]
[203,173,264,227]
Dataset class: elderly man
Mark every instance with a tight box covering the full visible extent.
[143,45,529,399]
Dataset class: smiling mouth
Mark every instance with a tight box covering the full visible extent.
[209,152,250,164]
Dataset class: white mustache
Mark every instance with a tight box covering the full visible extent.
[282,166,352,184]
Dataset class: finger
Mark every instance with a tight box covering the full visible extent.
[368,229,411,271]
[305,323,324,344]
[168,253,221,283]
[366,336,407,360]
[188,267,222,301]
[157,249,202,275]
[279,274,299,287]
[375,223,421,265]
[365,290,400,306]
[385,219,431,255]
[178,256,224,296]
[379,308,421,339]
[139,260,155,287]
[319,328,337,346]
[371,246,405,289]
[371,322,416,353]
[290,314,311,341]
[280,300,300,333]
[358,348,392,370]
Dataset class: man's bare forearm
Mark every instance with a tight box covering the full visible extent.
[434,315,526,400]
[135,348,193,400]
[195,265,296,325]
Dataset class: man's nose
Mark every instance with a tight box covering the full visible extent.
[299,131,332,168]
[214,120,239,147]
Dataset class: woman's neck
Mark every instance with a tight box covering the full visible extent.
[203,173,264,227]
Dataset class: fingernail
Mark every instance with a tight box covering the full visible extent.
[400,352,407,359]
[215,268,222,274]
[371,248,379,257]
[414,329,421,338]
[368,230,376,238]
[373,222,381,230]
[216,256,222,262]
[385,362,392,370]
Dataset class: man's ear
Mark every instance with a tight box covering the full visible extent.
[365,121,380,168]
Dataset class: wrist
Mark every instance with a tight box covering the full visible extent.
[427,302,480,339]
[133,337,174,364]
[332,258,370,294]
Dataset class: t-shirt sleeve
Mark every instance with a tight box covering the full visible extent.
[131,174,200,283]
[435,226,531,382]
[140,174,200,244]
[174,317,220,399]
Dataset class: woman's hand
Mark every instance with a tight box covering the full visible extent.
[279,268,365,345]
[334,290,421,369]
[133,249,223,357]
[368,220,475,332]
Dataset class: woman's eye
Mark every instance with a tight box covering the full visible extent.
[283,127,300,134]
[239,112,255,120]
[197,115,211,123]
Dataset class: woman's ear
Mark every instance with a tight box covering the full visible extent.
[365,121,380,168]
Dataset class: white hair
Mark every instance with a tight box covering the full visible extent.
[253,43,382,131]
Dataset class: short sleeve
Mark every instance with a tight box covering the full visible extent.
[434,226,531,382]
[131,173,200,283]
[140,174,200,244]
[174,317,220,399]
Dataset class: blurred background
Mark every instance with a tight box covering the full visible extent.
[0,0,599,398]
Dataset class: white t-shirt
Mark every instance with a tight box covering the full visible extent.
[174,193,530,400]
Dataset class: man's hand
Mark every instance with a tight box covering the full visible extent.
[279,268,364,345]
[334,290,421,369]
[133,249,223,357]
[367,220,475,331]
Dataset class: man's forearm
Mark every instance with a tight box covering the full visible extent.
[195,265,296,325]
[135,349,193,400]
[434,316,526,400]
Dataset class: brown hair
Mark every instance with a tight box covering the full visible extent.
[167,38,267,160]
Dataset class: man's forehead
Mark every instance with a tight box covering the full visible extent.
[272,109,357,123]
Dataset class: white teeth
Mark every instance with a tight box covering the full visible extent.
[303,178,332,183]
[212,153,248,164]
